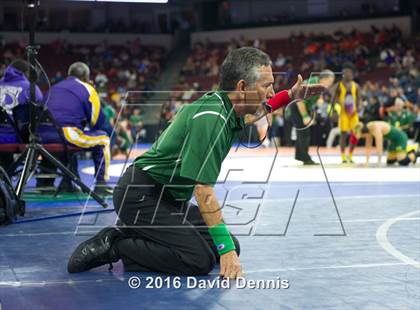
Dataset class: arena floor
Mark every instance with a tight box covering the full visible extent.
[0,146,419,309]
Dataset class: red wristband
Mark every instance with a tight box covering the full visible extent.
[266,90,292,112]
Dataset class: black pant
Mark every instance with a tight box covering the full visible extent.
[287,103,312,162]
[0,153,14,176]
[113,165,240,276]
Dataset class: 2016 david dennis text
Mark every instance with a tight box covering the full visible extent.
[187,276,289,289]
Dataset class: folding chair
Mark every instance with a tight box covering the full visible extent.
[11,104,83,195]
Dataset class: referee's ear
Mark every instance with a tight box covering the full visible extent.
[235,80,247,99]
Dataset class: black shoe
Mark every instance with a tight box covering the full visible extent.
[303,160,319,165]
[94,182,114,196]
[67,227,121,273]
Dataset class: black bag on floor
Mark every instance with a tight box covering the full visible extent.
[0,166,25,225]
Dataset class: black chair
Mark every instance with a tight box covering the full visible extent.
[0,106,24,174]
[10,104,83,194]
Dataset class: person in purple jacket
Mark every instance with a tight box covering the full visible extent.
[0,59,43,170]
[0,59,43,112]
[46,62,112,195]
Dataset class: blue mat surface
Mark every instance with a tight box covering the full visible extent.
[1,159,419,309]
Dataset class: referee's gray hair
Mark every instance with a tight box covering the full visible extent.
[219,47,272,91]
[68,62,90,82]
[319,69,335,80]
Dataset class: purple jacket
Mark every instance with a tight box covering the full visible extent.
[46,77,105,130]
[0,65,43,111]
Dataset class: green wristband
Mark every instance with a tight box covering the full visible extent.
[208,223,236,255]
[301,112,309,118]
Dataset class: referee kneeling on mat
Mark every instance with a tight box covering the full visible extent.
[68,47,326,279]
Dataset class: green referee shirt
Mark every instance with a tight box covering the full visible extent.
[134,91,245,201]
[387,110,415,129]
[303,76,320,110]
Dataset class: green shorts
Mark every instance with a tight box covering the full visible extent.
[385,125,407,153]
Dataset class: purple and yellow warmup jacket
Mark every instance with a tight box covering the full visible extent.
[46,77,104,130]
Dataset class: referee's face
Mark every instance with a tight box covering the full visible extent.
[246,65,275,114]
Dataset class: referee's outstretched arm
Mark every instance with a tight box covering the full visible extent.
[244,74,327,126]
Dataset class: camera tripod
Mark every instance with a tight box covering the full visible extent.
[14,0,108,208]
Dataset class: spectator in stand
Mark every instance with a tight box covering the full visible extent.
[402,49,415,69]
[129,108,146,142]
[114,119,133,157]
[362,96,382,123]
[274,53,286,68]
